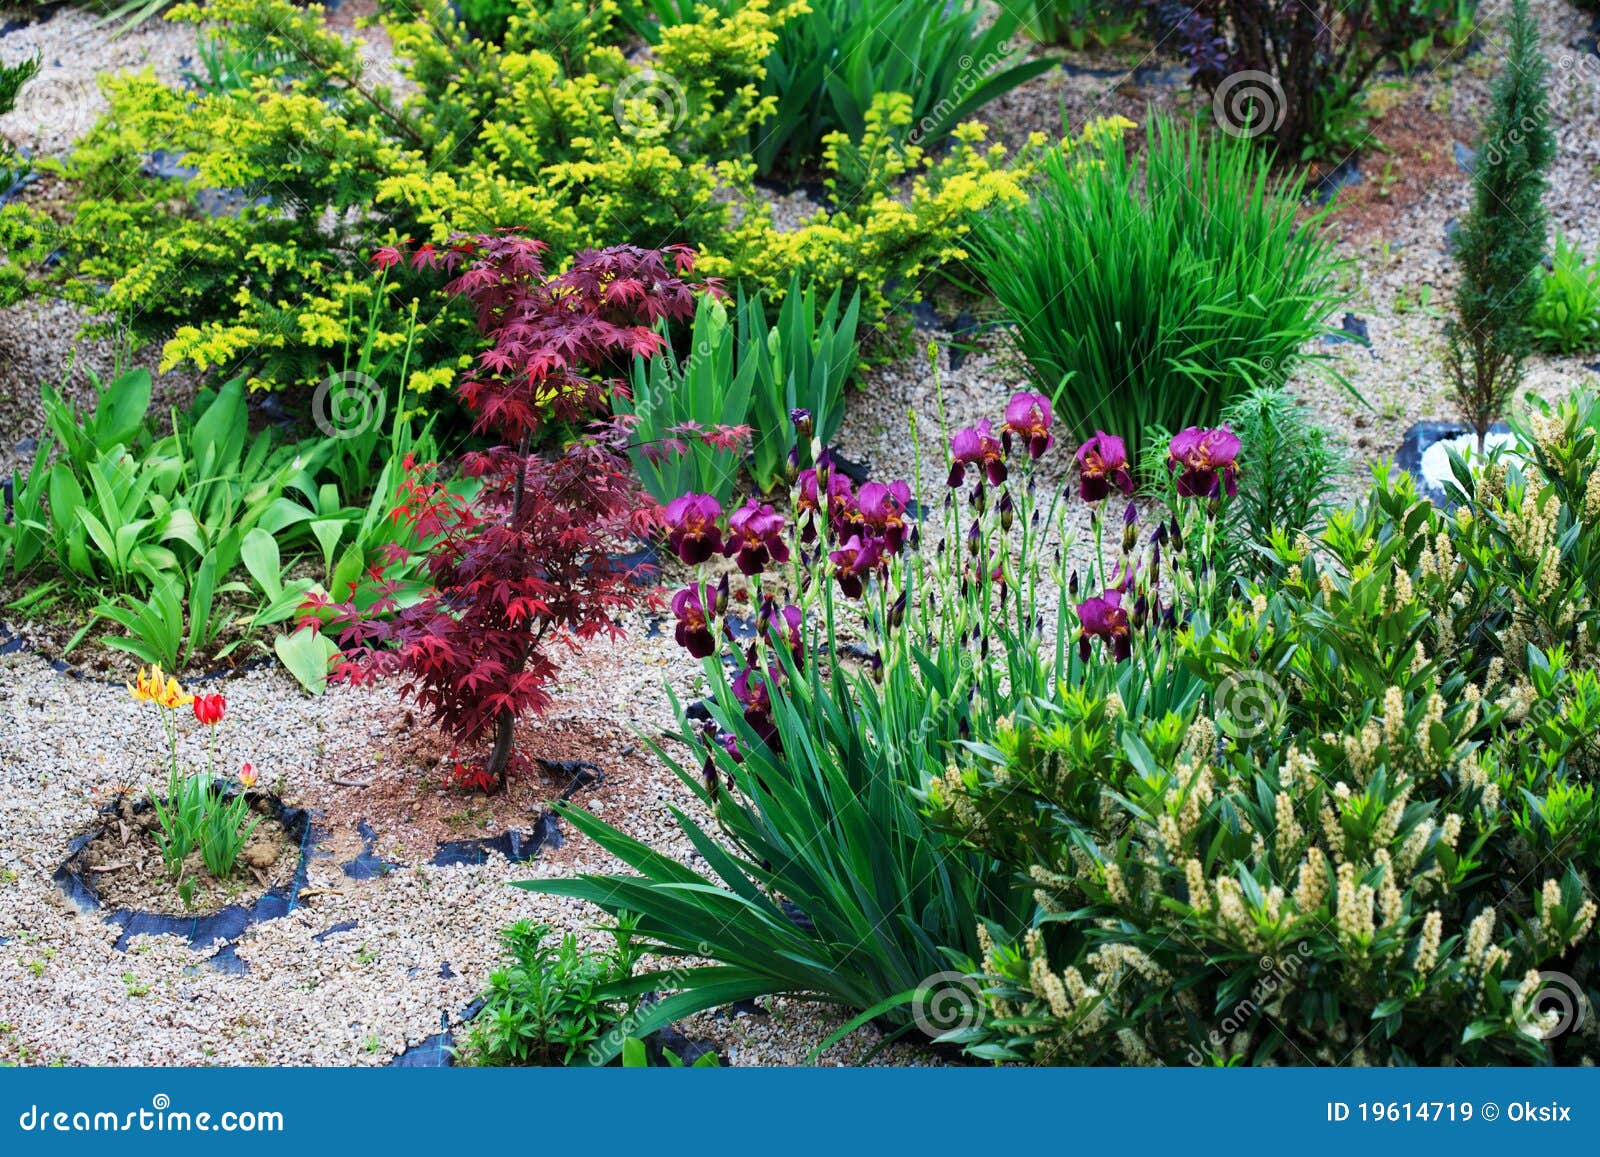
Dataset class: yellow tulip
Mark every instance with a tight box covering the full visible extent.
[158,676,194,710]
[126,665,193,710]
[126,665,163,704]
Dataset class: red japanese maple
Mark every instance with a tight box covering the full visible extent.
[326,234,706,791]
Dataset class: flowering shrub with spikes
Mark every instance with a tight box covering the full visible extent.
[935,392,1600,1066]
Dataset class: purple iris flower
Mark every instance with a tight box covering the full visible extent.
[724,499,790,576]
[732,665,779,745]
[763,602,804,661]
[855,480,913,553]
[663,493,723,564]
[671,584,717,658]
[1167,426,1242,498]
[829,534,883,599]
[1004,392,1055,460]
[1074,431,1133,501]
[948,420,1006,487]
[797,465,855,542]
[1076,590,1131,662]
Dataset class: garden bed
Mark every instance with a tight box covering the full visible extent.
[0,0,1598,1070]
[58,791,304,922]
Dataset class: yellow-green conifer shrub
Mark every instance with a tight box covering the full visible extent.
[0,0,1036,393]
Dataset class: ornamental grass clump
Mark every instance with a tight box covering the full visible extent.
[969,114,1344,468]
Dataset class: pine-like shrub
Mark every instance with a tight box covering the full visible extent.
[1446,0,1554,444]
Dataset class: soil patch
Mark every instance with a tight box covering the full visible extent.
[61,791,301,919]
[1316,91,1474,242]
[315,711,652,865]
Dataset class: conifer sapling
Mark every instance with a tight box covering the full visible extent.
[1446,0,1553,448]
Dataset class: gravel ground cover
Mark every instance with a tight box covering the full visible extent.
[0,0,1596,1066]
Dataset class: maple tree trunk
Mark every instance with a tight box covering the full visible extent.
[482,433,533,795]
[485,711,515,793]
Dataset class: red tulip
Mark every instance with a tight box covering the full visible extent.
[192,693,226,727]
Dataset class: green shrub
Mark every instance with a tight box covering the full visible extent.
[0,52,39,253]
[1018,0,1142,49]
[1218,384,1343,550]
[1532,234,1600,356]
[625,0,1055,175]
[0,0,1028,390]
[969,114,1344,468]
[458,919,644,1067]
[0,52,39,116]
[1446,0,1553,444]
[455,0,522,41]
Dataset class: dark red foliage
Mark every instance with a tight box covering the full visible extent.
[328,443,660,754]
[439,232,710,442]
[322,233,710,792]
